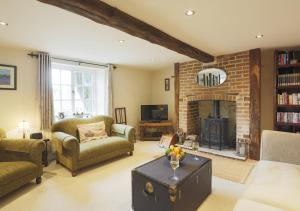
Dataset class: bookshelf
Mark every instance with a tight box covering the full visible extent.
[274,49,300,133]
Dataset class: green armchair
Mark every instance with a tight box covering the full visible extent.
[51,115,135,176]
[0,129,45,198]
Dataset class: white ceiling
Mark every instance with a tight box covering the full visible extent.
[1,0,300,70]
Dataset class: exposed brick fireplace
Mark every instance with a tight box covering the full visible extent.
[178,51,251,147]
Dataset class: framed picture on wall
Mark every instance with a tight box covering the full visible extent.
[0,64,17,90]
[165,78,170,91]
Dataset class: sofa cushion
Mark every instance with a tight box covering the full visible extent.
[78,121,108,143]
[242,160,300,211]
[79,136,131,161]
[51,116,114,138]
[234,199,285,211]
[0,161,37,186]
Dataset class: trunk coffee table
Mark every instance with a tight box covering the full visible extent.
[132,153,212,211]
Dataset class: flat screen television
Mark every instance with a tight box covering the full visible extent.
[141,105,168,122]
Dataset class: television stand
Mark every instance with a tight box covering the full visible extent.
[139,121,175,141]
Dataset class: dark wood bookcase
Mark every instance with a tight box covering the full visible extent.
[274,48,300,133]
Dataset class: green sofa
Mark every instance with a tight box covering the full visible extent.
[0,128,45,198]
[51,115,135,176]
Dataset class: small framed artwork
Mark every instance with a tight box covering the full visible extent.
[0,64,17,90]
[159,134,177,148]
[164,78,170,91]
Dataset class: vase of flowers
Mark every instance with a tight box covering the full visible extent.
[165,145,186,162]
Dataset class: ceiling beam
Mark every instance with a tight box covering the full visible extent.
[37,0,214,63]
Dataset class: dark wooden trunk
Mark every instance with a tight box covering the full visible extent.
[132,154,212,211]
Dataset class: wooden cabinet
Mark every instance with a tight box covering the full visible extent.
[139,121,175,141]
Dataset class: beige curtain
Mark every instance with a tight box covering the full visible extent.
[38,53,53,130]
[105,64,114,116]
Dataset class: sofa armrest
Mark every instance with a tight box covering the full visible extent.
[0,139,45,166]
[261,130,300,165]
[52,132,79,153]
[111,124,136,143]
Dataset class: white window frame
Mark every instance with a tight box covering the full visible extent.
[51,62,103,119]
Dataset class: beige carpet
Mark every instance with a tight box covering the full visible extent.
[0,141,252,211]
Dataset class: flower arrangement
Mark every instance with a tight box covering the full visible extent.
[165,145,186,161]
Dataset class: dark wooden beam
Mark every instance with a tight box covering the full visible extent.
[174,63,180,130]
[37,0,214,63]
[249,48,261,160]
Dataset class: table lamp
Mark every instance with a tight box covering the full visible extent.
[18,120,29,139]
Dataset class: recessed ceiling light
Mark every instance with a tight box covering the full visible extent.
[185,10,195,16]
[119,40,125,44]
[0,21,8,26]
[256,34,264,39]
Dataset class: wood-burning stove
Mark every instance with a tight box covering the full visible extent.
[202,100,229,150]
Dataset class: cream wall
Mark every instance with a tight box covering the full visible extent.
[261,49,274,131]
[0,46,40,136]
[0,46,153,137]
[151,66,175,120]
[113,66,152,127]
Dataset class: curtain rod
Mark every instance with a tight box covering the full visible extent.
[27,53,116,69]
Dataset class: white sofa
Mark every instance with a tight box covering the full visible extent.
[234,130,300,211]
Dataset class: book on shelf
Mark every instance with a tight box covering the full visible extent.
[277,112,300,124]
[277,73,300,87]
[277,92,300,105]
[278,52,289,65]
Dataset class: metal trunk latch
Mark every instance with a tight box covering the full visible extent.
[145,182,154,194]
[169,186,177,203]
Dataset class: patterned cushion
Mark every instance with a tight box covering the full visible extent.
[77,121,108,143]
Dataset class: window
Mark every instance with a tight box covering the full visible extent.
[52,62,106,120]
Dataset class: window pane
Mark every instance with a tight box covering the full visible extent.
[84,86,92,100]
[61,70,71,85]
[74,72,82,85]
[84,100,93,114]
[61,100,73,116]
[61,85,72,100]
[51,64,99,119]
[84,72,92,85]
[53,85,61,100]
[52,69,60,84]
[53,100,61,115]
[74,100,84,113]
[74,86,83,100]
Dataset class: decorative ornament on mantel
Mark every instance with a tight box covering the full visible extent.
[196,68,227,87]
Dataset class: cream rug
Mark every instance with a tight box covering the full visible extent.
[154,147,256,184]
[186,150,256,184]
[0,141,251,211]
